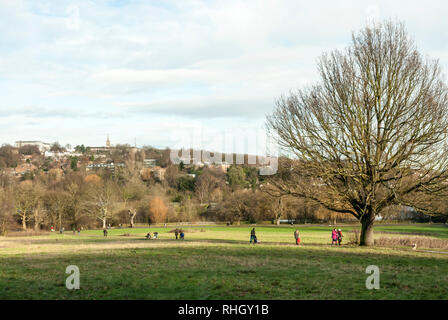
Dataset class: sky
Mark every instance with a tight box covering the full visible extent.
[1,0,447,154]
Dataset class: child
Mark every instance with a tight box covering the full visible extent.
[180,231,185,240]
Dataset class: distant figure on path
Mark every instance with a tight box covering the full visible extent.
[77,227,81,235]
[145,232,151,239]
[50,225,54,232]
[337,229,343,246]
[153,232,158,239]
[331,229,338,245]
[103,229,108,237]
[180,231,185,240]
[250,228,256,244]
[294,229,301,245]
[174,229,179,240]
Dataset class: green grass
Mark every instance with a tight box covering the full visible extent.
[0,224,447,299]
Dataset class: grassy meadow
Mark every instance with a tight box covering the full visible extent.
[0,223,447,300]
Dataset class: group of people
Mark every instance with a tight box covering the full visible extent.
[145,232,159,239]
[174,229,185,240]
[249,227,343,246]
[331,228,343,246]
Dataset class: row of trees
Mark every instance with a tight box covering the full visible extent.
[1,154,360,235]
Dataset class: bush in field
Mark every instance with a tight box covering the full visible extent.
[347,229,361,245]
[148,196,168,223]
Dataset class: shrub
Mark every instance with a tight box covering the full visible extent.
[374,236,448,250]
[347,229,360,245]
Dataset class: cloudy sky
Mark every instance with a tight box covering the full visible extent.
[1,0,447,153]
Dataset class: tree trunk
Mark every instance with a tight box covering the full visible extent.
[359,210,375,246]
[34,209,40,231]
[22,217,27,231]
[102,218,107,229]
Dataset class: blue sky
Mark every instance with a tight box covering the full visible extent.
[1,0,447,152]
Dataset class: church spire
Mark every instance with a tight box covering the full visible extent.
[106,134,110,148]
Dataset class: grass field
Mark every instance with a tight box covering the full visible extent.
[1,224,447,300]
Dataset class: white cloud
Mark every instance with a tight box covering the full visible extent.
[1,0,447,148]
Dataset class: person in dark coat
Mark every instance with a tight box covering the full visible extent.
[250,228,256,244]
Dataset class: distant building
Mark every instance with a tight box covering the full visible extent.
[152,166,166,181]
[89,136,113,153]
[86,163,125,171]
[44,151,82,159]
[143,159,157,168]
[15,141,51,153]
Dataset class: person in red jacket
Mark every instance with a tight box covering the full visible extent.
[337,229,343,246]
[294,229,301,245]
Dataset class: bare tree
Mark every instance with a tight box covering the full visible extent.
[14,182,40,230]
[267,21,448,245]
[118,177,146,227]
[84,180,118,229]
[0,187,15,235]
[45,190,68,230]
[195,169,225,204]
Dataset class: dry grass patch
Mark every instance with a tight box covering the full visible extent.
[375,236,448,250]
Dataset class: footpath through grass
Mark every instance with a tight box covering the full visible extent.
[0,224,447,299]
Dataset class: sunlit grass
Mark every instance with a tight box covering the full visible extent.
[0,224,447,299]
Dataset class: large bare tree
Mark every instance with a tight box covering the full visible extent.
[267,22,448,245]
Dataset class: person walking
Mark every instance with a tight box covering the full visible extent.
[250,228,256,244]
[103,228,108,237]
[180,231,185,240]
[174,229,179,240]
[294,229,301,245]
[331,229,338,245]
[337,229,343,246]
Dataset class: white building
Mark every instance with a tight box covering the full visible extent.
[15,141,51,153]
